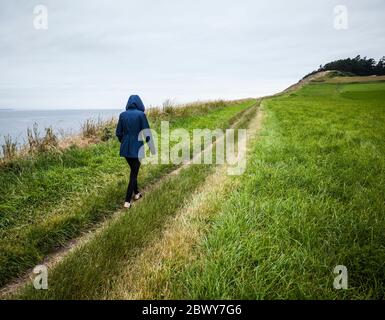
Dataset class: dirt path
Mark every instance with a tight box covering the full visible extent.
[0,102,259,298]
[105,105,264,299]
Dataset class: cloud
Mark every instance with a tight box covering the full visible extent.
[0,0,384,109]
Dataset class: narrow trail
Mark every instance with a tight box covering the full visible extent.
[106,105,264,299]
[0,102,259,298]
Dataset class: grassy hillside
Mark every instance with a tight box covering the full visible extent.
[8,103,259,299]
[151,80,385,299]
[3,77,385,300]
[0,99,256,287]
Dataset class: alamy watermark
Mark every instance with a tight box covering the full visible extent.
[333,5,348,30]
[33,264,48,290]
[136,121,248,175]
[33,5,48,30]
[333,265,348,289]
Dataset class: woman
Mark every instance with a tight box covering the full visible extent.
[116,95,154,209]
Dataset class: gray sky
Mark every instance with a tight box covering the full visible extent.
[0,0,384,109]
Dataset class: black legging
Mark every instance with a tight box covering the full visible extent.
[125,157,141,202]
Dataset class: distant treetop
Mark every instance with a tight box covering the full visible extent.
[305,55,385,78]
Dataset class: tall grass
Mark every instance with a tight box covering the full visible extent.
[10,100,258,299]
[15,164,214,299]
[0,117,115,167]
[1,124,59,165]
[160,81,385,299]
[81,119,99,138]
[81,117,116,140]
[1,135,17,161]
[27,124,58,154]
[0,99,255,288]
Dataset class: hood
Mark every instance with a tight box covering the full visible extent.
[126,95,145,112]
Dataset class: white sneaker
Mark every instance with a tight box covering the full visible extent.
[124,202,131,209]
[133,193,142,201]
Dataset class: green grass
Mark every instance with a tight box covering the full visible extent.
[0,99,256,287]
[11,103,257,299]
[16,164,214,299]
[6,79,383,300]
[161,81,385,299]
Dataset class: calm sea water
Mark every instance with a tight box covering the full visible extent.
[0,109,121,146]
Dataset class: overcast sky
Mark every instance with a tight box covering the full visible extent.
[0,0,384,109]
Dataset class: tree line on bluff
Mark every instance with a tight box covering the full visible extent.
[305,55,385,78]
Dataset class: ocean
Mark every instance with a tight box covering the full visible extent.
[0,109,121,146]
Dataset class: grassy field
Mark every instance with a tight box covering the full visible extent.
[319,75,385,84]
[9,103,258,299]
[0,99,255,287]
[3,76,384,300]
[149,80,385,299]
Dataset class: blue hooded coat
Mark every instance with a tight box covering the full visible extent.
[127,94,145,112]
[116,95,153,158]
